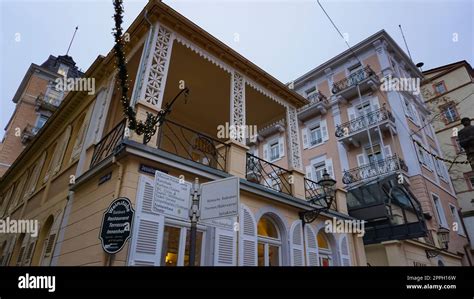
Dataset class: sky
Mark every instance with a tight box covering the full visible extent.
[1,0,473,139]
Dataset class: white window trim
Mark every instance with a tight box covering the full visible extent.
[431,193,449,229]
[448,204,466,236]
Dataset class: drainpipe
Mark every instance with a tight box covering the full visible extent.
[112,156,123,199]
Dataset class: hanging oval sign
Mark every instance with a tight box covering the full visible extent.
[99,197,135,254]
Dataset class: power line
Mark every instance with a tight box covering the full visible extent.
[316,0,470,166]
[316,0,362,66]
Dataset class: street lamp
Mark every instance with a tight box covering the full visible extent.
[299,169,337,224]
[425,227,450,259]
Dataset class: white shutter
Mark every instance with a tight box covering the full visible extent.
[410,103,420,125]
[41,232,57,266]
[25,151,46,197]
[129,176,164,266]
[356,154,366,166]
[263,143,269,160]
[305,166,313,180]
[339,236,351,266]
[51,125,72,176]
[290,220,305,266]
[214,228,236,266]
[70,106,93,163]
[370,97,380,111]
[302,127,309,149]
[23,238,37,266]
[321,119,328,142]
[304,226,319,266]
[278,137,285,158]
[383,145,392,158]
[325,158,335,179]
[239,205,257,266]
[347,107,356,120]
[16,235,30,266]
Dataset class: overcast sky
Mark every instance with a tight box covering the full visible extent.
[1,0,473,139]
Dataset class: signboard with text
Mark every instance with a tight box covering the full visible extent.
[200,176,239,221]
[153,171,192,220]
[99,197,134,254]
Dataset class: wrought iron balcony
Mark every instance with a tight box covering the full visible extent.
[342,154,408,185]
[90,119,126,167]
[304,178,337,211]
[298,91,330,121]
[246,153,291,195]
[335,106,396,144]
[331,66,379,101]
[157,119,229,172]
[35,93,61,112]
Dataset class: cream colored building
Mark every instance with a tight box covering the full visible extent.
[422,61,474,257]
[0,1,366,267]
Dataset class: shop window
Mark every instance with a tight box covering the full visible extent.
[257,216,281,266]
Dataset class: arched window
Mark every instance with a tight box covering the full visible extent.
[257,216,281,266]
[317,231,333,266]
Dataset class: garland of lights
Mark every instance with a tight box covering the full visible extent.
[413,139,470,165]
[112,0,164,144]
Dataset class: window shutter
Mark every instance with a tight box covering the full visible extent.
[41,232,57,266]
[263,143,268,160]
[85,88,108,147]
[16,246,26,266]
[325,158,335,179]
[23,238,37,266]
[383,145,392,158]
[370,97,380,111]
[214,228,236,266]
[304,226,319,266]
[129,176,164,266]
[51,125,72,176]
[70,107,93,163]
[321,119,328,142]
[290,220,305,266]
[25,152,46,197]
[356,154,366,166]
[302,127,309,149]
[239,205,257,266]
[410,103,420,125]
[339,236,351,266]
[305,166,313,180]
[347,107,356,120]
[278,137,285,158]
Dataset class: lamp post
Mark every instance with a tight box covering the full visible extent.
[299,169,337,224]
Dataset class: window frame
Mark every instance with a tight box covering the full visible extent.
[433,81,447,95]
[431,193,449,229]
[257,217,282,267]
[448,204,465,236]
[439,102,460,124]
[161,221,206,267]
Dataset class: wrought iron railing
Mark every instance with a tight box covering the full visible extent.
[157,119,229,172]
[332,66,377,94]
[246,153,291,195]
[35,93,61,110]
[335,106,395,138]
[304,178,337,211]
[21,124,40,144]
[342,154,408,185]
[307,91,328,105]
[90,119,126,167]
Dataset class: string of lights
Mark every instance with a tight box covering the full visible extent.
[112,0,162,143]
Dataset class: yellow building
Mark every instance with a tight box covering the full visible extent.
[0,1,366,267]
[422,61,474,258]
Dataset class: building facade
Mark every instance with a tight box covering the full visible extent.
[290,31,471,266]
[421,61,474,257]
[0,1,366,267]
[0,55,82,177]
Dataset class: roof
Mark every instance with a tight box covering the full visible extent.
[422,60,473,76]
[293,29,423,87]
